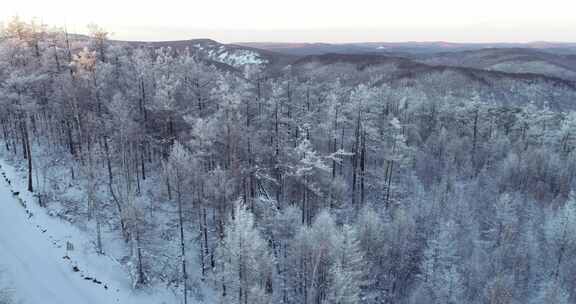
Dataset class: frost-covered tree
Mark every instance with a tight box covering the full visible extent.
[414,220,465,304]
[354,206,385,302]
[287,210,340,304]
[328,224,366,304]
[531,281,570,304]
[545,191,576,283]
[216,203,273,304]
[166,141,195,304]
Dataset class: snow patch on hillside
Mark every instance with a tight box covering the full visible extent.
[193,43,267,68]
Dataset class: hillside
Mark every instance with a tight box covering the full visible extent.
[117,38,294,71]
[289,53,576,110]
[417,48,576,80]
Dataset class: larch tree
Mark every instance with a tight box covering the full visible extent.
[167,141,195,304]
[414,220,465,304]
[216,203,273,304]
[328,224,367,304]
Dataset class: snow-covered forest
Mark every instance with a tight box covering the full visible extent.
[1,17,576,304]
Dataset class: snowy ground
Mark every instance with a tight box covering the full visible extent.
[0,158,180,304]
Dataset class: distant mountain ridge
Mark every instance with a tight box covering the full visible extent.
[415,48,576,80]
[237,41,576,55]
[104,37,576,84]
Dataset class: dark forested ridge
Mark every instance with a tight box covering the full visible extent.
[1,18,576,304]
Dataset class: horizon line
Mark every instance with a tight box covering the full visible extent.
[108,37,576,45]
[100,33,576,45]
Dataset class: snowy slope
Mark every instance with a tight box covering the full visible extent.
[0,159,178,304]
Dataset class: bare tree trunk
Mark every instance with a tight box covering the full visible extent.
[351,109,361,205]
[96,218,103,254]
[472,107,479,174]
[199,206,206,279]
[66,119,75,156]
[385,161,394,207]
[176,178,188,304]
[140,141,146,180]
[554,222,568,281]
[331,107,339,179]
[21,118,33,192]
[360,128,366,206]
[136,229,146,286]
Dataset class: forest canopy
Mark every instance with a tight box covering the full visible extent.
[1,17,576,304]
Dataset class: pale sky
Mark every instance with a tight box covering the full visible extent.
[1,0,575,43]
